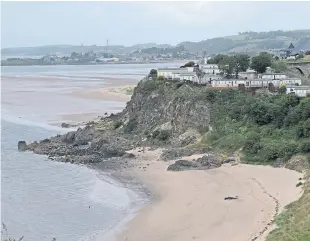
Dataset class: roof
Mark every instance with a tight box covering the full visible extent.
[239,71,256,74]
[260,73,286,75]
[287,85,310,90]
[158,68,188,71]
[288,43,295,49]
[179,73,197,76]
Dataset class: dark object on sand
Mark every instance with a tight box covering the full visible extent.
[224,196,238,200]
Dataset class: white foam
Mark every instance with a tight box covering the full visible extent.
[1,113,77,133]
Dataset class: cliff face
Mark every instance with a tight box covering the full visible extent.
[120,79,211,145]
[19,79,214,164]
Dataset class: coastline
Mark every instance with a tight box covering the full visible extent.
[6,74,307,241]
[70,84,136,103]
[114,148,304,241]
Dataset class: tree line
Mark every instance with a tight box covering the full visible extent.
[207,52,275,77]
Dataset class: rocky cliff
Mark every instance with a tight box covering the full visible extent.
[18,78,217,167]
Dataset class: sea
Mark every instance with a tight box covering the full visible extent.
[1,63,181,241]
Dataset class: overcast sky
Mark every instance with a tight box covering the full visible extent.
[1,1,310,48]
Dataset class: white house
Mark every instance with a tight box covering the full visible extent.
[200,64,221,75]
[157,68,190,79]
[243,78,301,88]
[211,78,302,89]
[258,73,287,80]
[179,73,199,83]
[238,70,257,79]
[211,79,246,88]
[279,78,302,86]
[286,86,310,97]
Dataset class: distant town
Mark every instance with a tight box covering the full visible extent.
[1,45,200,66]
[149,43,310,98]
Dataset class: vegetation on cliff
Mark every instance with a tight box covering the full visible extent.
[201,88,310,165]
[267,171,310,241]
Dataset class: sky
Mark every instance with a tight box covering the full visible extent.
[1,1,310,48]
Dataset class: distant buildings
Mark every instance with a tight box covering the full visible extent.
[279,43,302,60]
[199,64,221,74]
[286,85,310,97]
[156,62,307,97]
[157,67,195,79]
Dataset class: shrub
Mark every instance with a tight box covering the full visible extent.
[157,76,164,81]
[113,120,123,130]
[298,140,310,153]
[152,129,171,141]
[124,118,138,133]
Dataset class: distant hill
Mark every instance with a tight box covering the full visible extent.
[1,43,172,58]
[178,29,310,55]
[2,29,310,57]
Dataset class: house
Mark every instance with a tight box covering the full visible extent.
[279,78,302,86]
[238,70,257,79]
[200,64,221,75]
[286,85,310,97]
[179,72,199,83]
[157,67,194,79]
[211,78,302,89]
[258,73,287,80]
[243,78,301,88]
[211,79,246,88]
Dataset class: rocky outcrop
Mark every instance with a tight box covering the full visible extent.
[18,141,27,151]
[167,155,221,171]
[18,79,215,169]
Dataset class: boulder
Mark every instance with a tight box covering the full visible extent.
[61,131,76,143]
[61,123,70,128]
[18,141,27,151]
[223,156,236,164]
[167,160,198,171]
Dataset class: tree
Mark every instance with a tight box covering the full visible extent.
[183,61,196,67]
[218,55,235,77]
[279,84,287,94]
[271,61,287,73]
[233,54,250,78]
[149,69,157,77]
[207,54,226,64]
[250,52,272,73]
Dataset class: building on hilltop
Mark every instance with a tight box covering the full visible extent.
[157,67,193,79]
[258,73,287,80]
[286,85,310,97]
[238,70,257,79]
[199,64,221,75]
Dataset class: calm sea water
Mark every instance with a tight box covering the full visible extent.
[1,63,181,241]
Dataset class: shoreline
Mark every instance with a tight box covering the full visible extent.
[70,84,136,103]
[113,148,304,241]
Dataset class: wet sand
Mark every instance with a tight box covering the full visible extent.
[71,84,136,103]
[115,149,303,241]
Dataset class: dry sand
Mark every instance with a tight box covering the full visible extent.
[71,84,136,102]
[115,149,303,241]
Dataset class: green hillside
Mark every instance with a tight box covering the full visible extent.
[179,29,310,55]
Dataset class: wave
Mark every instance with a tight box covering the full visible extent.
[1,112,78,133]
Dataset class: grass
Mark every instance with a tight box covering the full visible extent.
[267,171,310,241]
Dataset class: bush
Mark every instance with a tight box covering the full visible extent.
[244,132,262,155]
[113,120,123,130]
[298,140,310,153]
[124,118,138,133]
[152,129,171,141]
[157,76,164,81]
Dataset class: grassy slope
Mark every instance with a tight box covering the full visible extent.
[267,171,310,241]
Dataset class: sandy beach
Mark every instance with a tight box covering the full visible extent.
[71,84,136,103]
[115,149,303,241]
